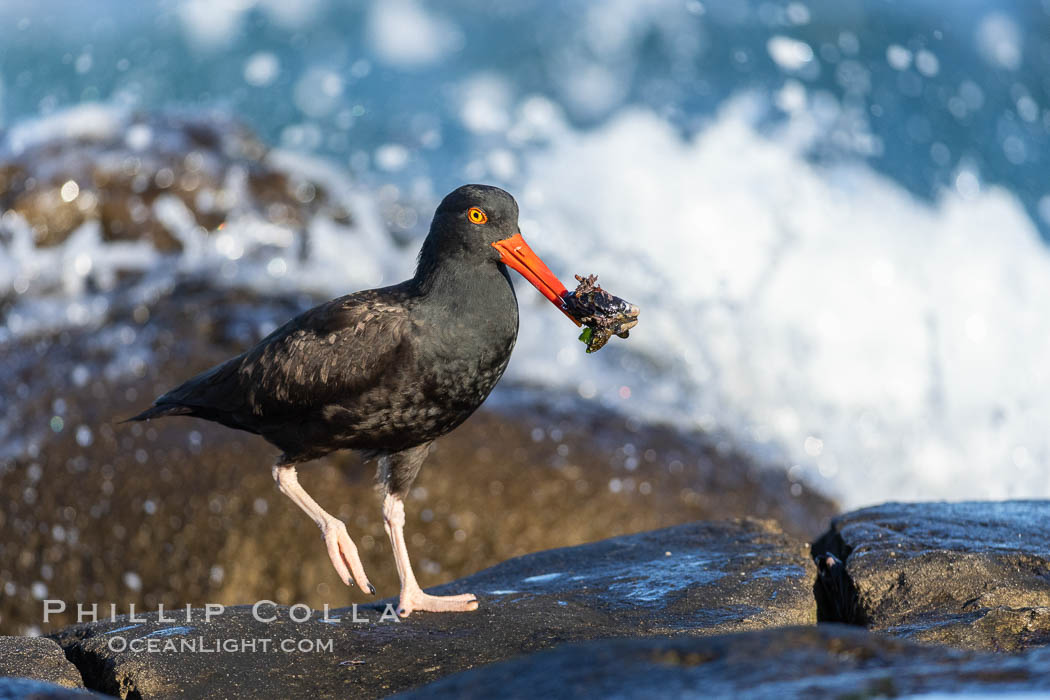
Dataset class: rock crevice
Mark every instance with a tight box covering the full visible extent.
[811,501,1050,651]
[59,632,139,699]
[811,528,865,626]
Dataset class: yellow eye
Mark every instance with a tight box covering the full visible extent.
[468,207,488,224]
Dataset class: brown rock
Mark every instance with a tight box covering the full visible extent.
[814,501,1050,651]
[0,112,345,252]
[0,636,84,689]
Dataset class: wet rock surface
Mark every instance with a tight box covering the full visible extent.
[394,624,1050,699]
[814,501,1050,651]
[0,636,85,689]
[51,521,815,699]
[0,678,101,699]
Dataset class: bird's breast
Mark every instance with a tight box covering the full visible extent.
[321,267,521,450]
[414,311,517,402]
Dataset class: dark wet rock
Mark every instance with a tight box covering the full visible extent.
[814,501,1050,651]
[394,624,1050,699]
[0,282,836,636]
[0,110,350,251]
[0,677,102,699]
[0,636,84,689]
[51,521,815,698]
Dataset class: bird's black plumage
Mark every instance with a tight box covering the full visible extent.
[129,185,522,470]
[126,184,588,615]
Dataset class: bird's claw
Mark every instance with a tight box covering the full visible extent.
[322,519,373,593]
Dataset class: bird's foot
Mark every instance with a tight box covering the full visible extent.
[322,519,375,594]
[397,590,478,617]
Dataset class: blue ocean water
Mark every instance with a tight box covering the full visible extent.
[2,0,1050,506]
[3,0,1049,231]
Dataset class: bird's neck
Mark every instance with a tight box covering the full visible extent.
[411,230,519,343]
[414,231,491,292]
[414,253,513,304]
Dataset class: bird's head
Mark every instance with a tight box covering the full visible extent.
[424,184,576,320]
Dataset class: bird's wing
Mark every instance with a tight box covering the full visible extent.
[155,287,414,422]
[237,289,413,417]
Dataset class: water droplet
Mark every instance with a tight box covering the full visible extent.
[75,425,93,447]
[59,180,79,203]
[123,572,142,591]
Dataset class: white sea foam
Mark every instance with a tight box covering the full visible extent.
[767,36,814,72]
[365,0,461,69]
[244,52,280,87]
[976,12,1023,71]
[175,0,324,50]
[176,0,255,51]
[508,97,1050,507]
[4,103,122,155]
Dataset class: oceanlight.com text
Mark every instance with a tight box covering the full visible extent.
[106,636,335,654]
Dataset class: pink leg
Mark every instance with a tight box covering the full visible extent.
[273,465,374,594]
[382,493,478,617]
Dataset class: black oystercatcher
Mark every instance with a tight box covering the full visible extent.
[128,184,637,616]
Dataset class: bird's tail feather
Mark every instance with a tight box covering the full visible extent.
[120,404,193,423]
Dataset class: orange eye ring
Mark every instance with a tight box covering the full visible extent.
[468,207,488,224]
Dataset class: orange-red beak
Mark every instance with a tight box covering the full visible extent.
[493,233,580,326]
